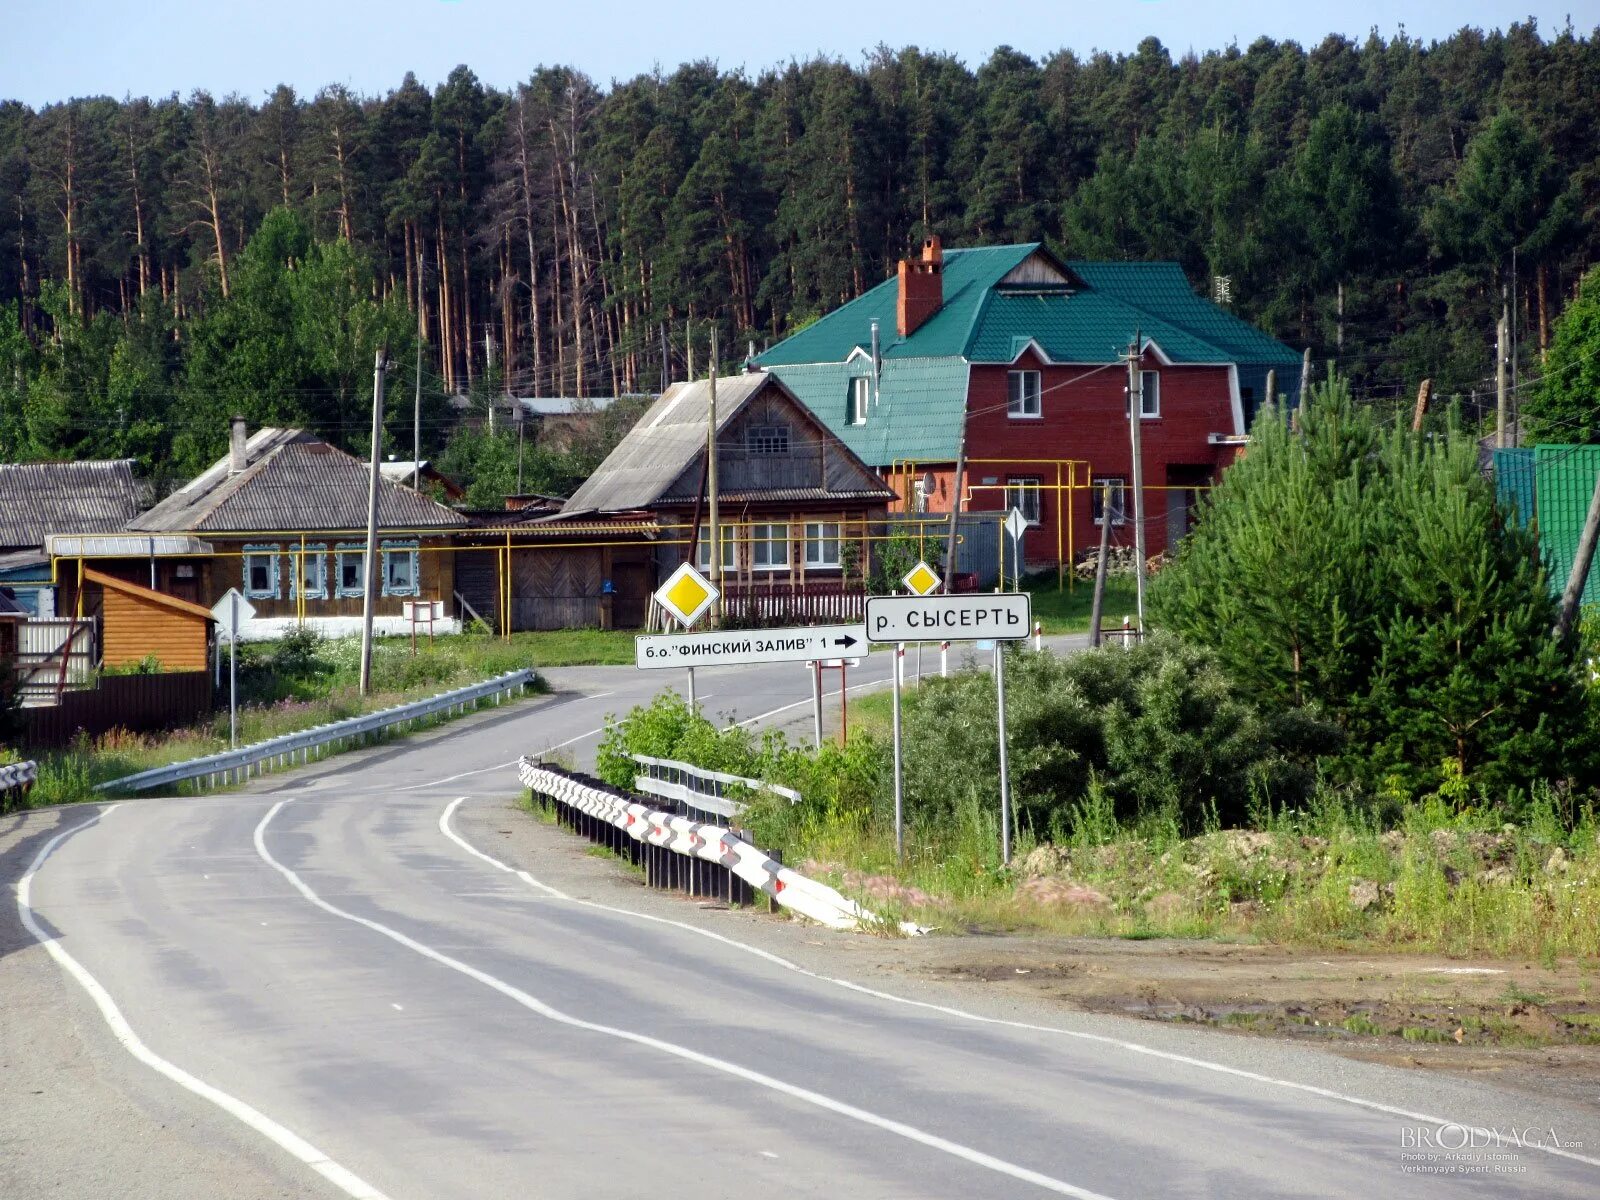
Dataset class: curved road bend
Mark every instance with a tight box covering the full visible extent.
[8,640,1600,1199]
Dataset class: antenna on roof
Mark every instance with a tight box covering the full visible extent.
[870,320,882,408]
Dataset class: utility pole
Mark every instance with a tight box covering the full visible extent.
[413,335,422,490]
[707,327,721,625]
[359,348,389,697]
[686,319,694,383]
[1089,482,1112,647]
[1265,368,1277,411]
[1556,468,1600,642]
[1496,308,1510,449]
[1126,336,1148,632]
[1298,347,1311,412]
[485,328,496,432]
[659,322,669,390]
[1410,378,1433,434]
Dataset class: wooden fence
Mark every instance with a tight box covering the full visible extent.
[23,671,215,748]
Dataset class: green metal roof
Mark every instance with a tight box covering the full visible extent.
[1067,261,1302,367]
[757,245,1038,366]
[756,243,1301,465]
[768,358,970,465]
[1534,445,1600,608]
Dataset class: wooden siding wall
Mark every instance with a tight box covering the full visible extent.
[208,538,457,619]
[101,586,210,670]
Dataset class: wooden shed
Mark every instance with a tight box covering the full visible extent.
[85,568,214,671]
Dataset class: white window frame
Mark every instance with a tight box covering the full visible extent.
[243,544,281,600]
[335,543,367,598]
[381,540,420,597]
[750,522,791,572]
[1007,369,1042,419]
[695,525,736,573]
[1092,477,1127,526]
[848,376,870,426]
[1006,478,1043,526]
[803,522,841,569]
[1130,369,1159,418]
[292,543,328,600]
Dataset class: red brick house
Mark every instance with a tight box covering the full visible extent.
[756,238,1301,577]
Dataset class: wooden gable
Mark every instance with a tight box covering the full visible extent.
[657,377,890,503]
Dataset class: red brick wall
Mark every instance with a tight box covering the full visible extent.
[955,347,1238,561]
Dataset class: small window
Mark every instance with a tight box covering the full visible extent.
[695,525,736,572]
[804,522,841,569]
[1128,369,1160,418]
[751,523,790,572]
[1006,478,1042,525]
[243,544,281,599]
[293,544,328,600]
[1092,477,1127,526]
[746,424,791,455]
[912,478,929,514]
[1007,370,1041,418]
[382,541,420,597]
[335,544,367,598]
[848,377,870,426]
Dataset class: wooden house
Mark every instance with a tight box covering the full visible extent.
[0,460,145,617]
[83,420,470,641]
[551,371,895,627]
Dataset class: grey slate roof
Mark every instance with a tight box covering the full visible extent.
[0,460,144,549]
[562,373,772,515]
[561,372,893,516]
[132,430,465,534]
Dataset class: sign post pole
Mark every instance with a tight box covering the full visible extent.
[686,665,696,710]
[229,592,238,749]
[995,641,1012,866]
[810,661,823,749]
[892,643,905,861]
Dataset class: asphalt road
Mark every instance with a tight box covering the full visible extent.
[7,639,1600,1199]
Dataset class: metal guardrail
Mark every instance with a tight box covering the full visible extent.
[522,761,921,934]
[97,670,536,795]
[0,760,38,792]
[631,754,801,821]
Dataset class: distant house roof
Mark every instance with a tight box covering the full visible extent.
[377,460,466,500]
[561,371,891,516]
[0,590,27,619]
[755,244,1301,463]
[83,567,216,620]
[0,460,144,550]
[132,429,465,534]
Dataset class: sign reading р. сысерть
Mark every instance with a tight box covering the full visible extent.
[865,594,1032,643]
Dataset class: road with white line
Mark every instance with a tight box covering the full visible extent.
[6,641,1599,1199]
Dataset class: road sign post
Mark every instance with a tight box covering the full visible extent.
[810,661,823,749]
[652,562,722,708]
[867,591,1030,869]
[211,588,256,750]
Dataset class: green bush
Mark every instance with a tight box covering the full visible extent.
[899,636,1329,838]
[1152,374,1590,804]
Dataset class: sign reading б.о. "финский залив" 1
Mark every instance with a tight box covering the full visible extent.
[865,594,1032,643]
[635,623,867,670]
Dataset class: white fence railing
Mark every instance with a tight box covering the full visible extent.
[522,760,920,934]
[631,753,801,820]
[97,670,536,794]
[0,760,38,792]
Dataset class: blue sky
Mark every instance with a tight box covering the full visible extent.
[3,0,1597,105]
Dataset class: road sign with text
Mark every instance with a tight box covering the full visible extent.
[866,593,1031,644]
[636,624,868,670]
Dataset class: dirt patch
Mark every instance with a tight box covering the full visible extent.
[878,934,1600,1110]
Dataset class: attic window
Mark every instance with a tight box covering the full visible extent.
[848,377,870,426]
[747,425,790,455]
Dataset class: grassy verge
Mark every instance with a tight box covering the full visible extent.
[1023,574,1139,634]
[16,632,548,809]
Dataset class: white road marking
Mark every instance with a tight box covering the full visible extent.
[393,693,618,791]
[440,798,1600,1174]
[760,1151,779,1159]
[392,1003,404,1011]
[258,799,1112,1199]
[15,807,390,1200]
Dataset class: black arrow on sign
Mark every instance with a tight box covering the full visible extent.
[834,635,858,647]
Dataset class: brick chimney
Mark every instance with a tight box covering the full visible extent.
[896,235,944,338]
[229,415,248,474]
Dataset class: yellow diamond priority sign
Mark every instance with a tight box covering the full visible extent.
[655,562,719,628]
[902,560,942,597]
